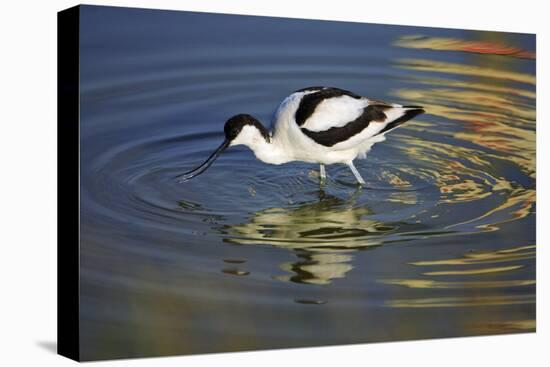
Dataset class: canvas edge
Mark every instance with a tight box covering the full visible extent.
[57,4,81,362]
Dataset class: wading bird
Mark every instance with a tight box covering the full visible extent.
[177,86,424,185]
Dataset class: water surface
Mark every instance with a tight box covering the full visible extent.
[79,6,536,360]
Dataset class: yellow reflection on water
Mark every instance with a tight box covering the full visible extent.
[423,265,523,276]
[480,319,536,332]
[383,244,535,308]
[410,245,535,266]
[396,58,535,85]
[394,88,535,122]
[393,87,535,179]
[379,279,535,289]
[451,189,536,232]
[403,75,535,99]
[391,36,535,235]
[394,35,536,59]
[386,294,534,308]
[398,138,508,204]
[381,171,412,188]
[387,190,418,205]
[392,92,535,168]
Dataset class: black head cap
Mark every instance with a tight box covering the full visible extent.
[224,114,270,141]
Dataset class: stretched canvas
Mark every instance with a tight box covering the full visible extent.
[58,4,536,361]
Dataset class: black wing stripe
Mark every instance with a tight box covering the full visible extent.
[301,105,388,147]
[295,87,362,127]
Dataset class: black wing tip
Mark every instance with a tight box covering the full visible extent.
[375,107,425,136]
[398,107,425,124]
[404,107,425,118]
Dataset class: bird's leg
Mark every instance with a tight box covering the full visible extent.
[319,164,327,184]
[348,161,366,186]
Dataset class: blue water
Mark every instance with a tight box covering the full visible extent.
[78,5,535,360]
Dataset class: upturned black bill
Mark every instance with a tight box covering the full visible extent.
[175,139,230,182]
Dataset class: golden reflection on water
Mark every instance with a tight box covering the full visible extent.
[391,35,535,236]
[394,35,536,59]
[380,279,535,289]
[422,265,523,276]
[393,87,535,178]
[396,58,535,85]
[398,138,510,206]
[410,245,535,266]
[402,75,535,99]
[381,244,535,309]
[386,294,534,308]
[395,88,535,121]
[480,319,536,332]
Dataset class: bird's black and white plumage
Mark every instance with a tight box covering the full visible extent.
[177,86,424,185]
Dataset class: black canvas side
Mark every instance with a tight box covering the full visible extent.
[57,5,80,362]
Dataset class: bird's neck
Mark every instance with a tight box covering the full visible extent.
[249,135,292,165]
[231,123,292,165]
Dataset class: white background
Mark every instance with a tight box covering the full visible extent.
[0,0,546,366]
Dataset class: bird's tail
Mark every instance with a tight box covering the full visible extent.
[375,105,425,136]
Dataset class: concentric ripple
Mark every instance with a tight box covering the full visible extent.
[83,105,534,250]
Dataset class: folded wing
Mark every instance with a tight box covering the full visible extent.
[300,97,424,149]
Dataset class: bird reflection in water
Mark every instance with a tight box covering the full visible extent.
[223,190,397,285]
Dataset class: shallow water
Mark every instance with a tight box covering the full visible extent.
[78,6,536,360]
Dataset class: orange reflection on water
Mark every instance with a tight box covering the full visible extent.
[394,35,535,59]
